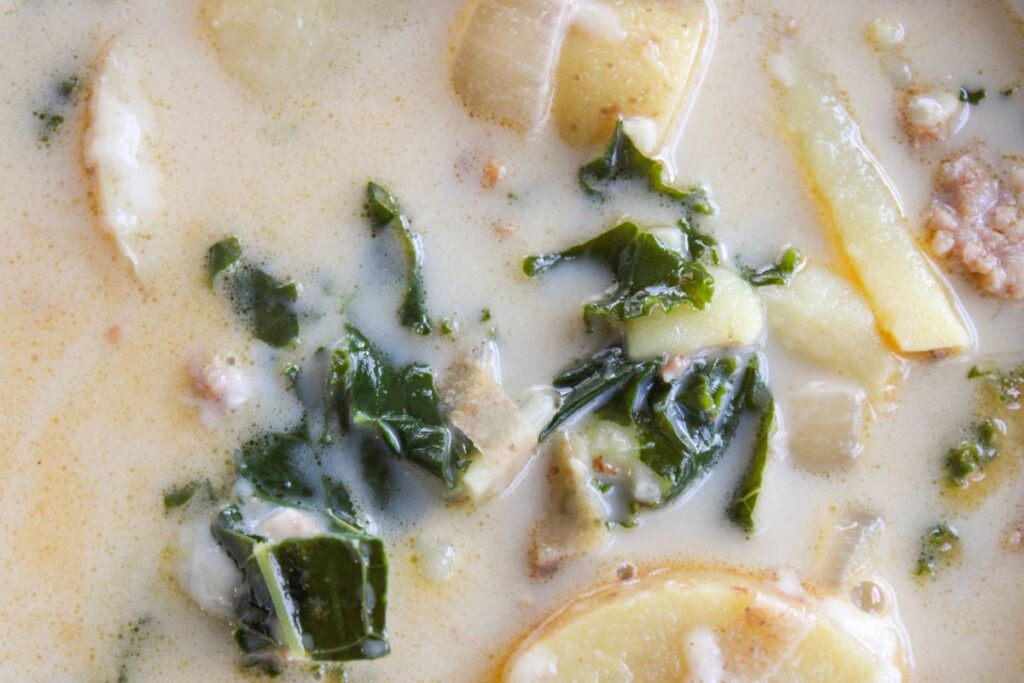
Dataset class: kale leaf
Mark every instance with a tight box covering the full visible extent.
[739,246,806,287]
[541,345,765,506]
[946,419,1001,486]
[237,427,363,531]
[726,355,775,534]
[365,182,433,335]
[206,235,242,286]
[968,363,1024,407]
[332,325,471,488]
[579,118,714,215]
[207,237,300,348]
[524,221,715,326]
[959,87,986,105]
[211,505,389,665]
[162,478,215,512]
[914,522,960,577]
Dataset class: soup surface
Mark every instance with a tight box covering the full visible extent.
[1,1,1022,681]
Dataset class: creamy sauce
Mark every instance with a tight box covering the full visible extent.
[0,1,1022,681]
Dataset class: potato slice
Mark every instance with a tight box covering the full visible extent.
[202,0,344,92]
[786,384,866,473]
[83,41,162,274]
[452,0,575,132]
[775,50,970,353]
[626,266,764,359]
[503,570,909,682]
[553,0,714,149]
[762,267,901,399]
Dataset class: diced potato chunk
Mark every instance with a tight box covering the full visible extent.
[627,266,765,359]
[775,50,970,353]
[503,570,909,682]
[452,0,575,131]
[786,384,865,473]
[762,266,901,399]
[553,0,713,149]
[202,0,344,92]
[83,42,162,273]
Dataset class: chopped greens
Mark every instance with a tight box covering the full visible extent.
[207,237,300,347]
[365,182,433,335]
[579,118,714,215]
[740,247,806,287]
[726,355,776,534]
[211,506,389,665]
[540,346,769,510]
[236,427,363,530]
[332,325,472,488]
[33,110,64,144]
[946,419,1001,486]
[163,478,215,512]
[914,522,960,577]
[679,218,721,265]
[524,221,715,326]
[33,73,81,146]
[206,235,242,286]
[968,363,1024,407]
[958,86,987,105]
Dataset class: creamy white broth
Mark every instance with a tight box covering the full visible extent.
[1,1,1023,681]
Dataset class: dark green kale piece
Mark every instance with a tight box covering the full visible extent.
[739,247,806,287]
[365,182,432,335]
[331,325,471,488]
[914,522,960,577]
[578,118,714,215]
[206,237,300,348]
[524,221,715,326]
[946,419,1001,486]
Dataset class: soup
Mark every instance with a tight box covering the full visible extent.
[0,1,1022,681]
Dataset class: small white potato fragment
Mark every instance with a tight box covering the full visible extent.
[577,418,665,505]
[786,383,866,473]
[627,266,765,359]
[903,90,966,145]
[414,538,458,583]
[774,50,970,353]
[202,0,344,92]
[553,0,714,149]
[452,0,576,132]
[177,518,241,619]
[762,266,901,399]
[83,41,162,273]
[866,19,905,49]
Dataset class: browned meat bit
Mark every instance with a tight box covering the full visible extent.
[481,159,506,188]
[924,151,1024,299]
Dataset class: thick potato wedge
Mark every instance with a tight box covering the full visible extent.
[762,266,901,399]
[775,50,970,353]
[626,266,764,359]
[553,0,714,149]
[503,569,908,682]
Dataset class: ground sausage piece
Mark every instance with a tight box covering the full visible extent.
[924,151,1024,299]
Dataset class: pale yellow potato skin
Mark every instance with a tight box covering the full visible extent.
[626,266,764,359]
[503,569,908,682]
[761,266,901,399]
[777,53,970,353]
[553,0,711,148]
